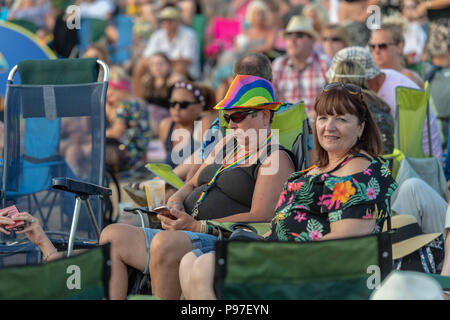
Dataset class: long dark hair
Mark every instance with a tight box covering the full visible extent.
[313,84,383,168]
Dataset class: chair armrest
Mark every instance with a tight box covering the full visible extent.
[52,177,112,198]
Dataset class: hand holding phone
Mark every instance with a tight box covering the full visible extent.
[153,206,177,220]
[2,206,26,231]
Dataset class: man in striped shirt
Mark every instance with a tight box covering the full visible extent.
[272,16,331,116]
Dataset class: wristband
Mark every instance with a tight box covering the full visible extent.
[43,249,58,262]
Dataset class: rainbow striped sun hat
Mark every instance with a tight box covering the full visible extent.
[213,75,282,110]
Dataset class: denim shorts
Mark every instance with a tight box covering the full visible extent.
[142,228,218,274]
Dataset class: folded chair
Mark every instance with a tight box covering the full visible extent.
[0,244,110,300]
[214,233,393,300]
[0,58,111,265]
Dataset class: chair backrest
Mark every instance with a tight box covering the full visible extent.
[0,245,110,300]
[395,85,432,158]
[214,233,393,300]
[219,102,309,170]
[1,58,108,256]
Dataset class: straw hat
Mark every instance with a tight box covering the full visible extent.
[158,6,181,20]
[284,16,318,40]
[326,46,381,80]
[213,75,282,111]
[370,271,444,300]
[383,215,442,261]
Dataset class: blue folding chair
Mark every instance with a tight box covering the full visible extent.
[0,58,111,265]
[109,14,134,64]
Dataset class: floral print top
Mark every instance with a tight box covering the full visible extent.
[268,153,398,242]
[115,100,151,169]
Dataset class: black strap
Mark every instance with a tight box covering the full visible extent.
[424,65,442,83]
[391,223,423,244]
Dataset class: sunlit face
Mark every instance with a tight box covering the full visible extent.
[402,0,417,20]
[285,32,315,60]
[161,19,180,36]
[149,54,170,78]
[169,88,203,125]
[106,87,126,108]
[224,109,269,147]
[250,8,266,28]
[322,29,346,59]
[316,112,364,155]
[369,30,402,69]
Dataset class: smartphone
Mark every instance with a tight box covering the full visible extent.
[153,206,176,219]
[3,206,26,231]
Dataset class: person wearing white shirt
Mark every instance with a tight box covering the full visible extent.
[142,5,200,80]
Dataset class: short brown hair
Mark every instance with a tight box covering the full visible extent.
[313,85,383,167]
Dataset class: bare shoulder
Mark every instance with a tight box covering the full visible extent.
[333,154,373,177]
[259,148,295,175]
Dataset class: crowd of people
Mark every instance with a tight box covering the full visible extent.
[0,0,450,300]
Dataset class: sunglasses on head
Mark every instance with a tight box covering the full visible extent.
[368,42,396,51]
[169,100,197,109]
[322,36,342,42]
[223,110,260,124]
[284,32,310,40]
[323,82,362,95]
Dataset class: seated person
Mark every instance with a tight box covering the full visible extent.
[327,59,395,154]
[0,211,63,263]
[178,82,398,299]
[98,75,297,299]
[369,23,424,88]
[159,81,216,170]
[234,0,277,55]
[105,66,151,172]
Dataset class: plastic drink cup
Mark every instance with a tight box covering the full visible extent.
[144,179,165,209]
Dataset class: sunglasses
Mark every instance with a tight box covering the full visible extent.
[169,100,197,109]
[323,82,362,95]
[322,37,342,42]
[284,32,310,40]
[223,110,260,124]
[368,43,396,51]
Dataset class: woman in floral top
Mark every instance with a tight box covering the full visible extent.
[178,82,398,299]
[106,66,151,171]
[269,82,398,242]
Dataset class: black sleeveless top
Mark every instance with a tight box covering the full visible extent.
[183,141,295,220]
[165,122,199,168]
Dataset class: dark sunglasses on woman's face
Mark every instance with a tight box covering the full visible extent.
[324,82,362,95]
[223,110,260,124]
[368,43,396,51]
[169,100,197,109]
[322,37,342,42]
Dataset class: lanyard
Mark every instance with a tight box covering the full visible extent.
[191,132,273,218]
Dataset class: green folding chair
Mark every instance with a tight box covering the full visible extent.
[219,101,309,170]
[0,245,110,300]
[383,85,432,178]
[214,233,393,300]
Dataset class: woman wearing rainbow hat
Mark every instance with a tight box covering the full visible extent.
[99,75,296,299]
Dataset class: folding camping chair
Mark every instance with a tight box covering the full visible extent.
[219,101,310,171]
[0,58,111,265]
[214,233,393,300]
[0,244,110,300]
[385,85,448,202]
